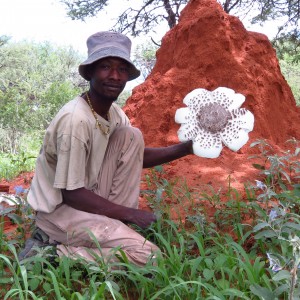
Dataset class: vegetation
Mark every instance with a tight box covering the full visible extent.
[133,41,159,80]
[280,59,300,105]
[60,0,300,51]
[0,36,299,180]
[61,0,188,36]
[276,42,300,105]
[1,4,300,296]
[0,38,86,179]
[0,139,300,298]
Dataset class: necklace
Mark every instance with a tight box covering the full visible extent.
[85,92,110,135]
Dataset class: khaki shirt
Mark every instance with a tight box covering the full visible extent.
[28,96,130,213]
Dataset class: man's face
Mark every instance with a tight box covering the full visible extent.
[89,57,130,101]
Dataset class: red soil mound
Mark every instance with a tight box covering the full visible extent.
[124,0,300,192]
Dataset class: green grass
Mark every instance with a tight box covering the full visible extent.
[0,138,300,299]
[0,131,40,180]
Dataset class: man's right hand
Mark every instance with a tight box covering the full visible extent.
[127,209,157,229]
[62,188,157,229]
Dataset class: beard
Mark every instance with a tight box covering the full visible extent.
[91,79,126,102]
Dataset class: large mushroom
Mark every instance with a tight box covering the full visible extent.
[175,87,254,158]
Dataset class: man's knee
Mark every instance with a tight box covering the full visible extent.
[122,240,160,266]
[113,126,143,141]
[109,126,144,153]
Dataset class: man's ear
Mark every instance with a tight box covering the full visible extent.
[85,64,94,81]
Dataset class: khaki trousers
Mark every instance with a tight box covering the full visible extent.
[36,126,159,266]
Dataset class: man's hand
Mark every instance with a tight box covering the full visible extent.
[62,188,157,229]
[127,209,157,229]
[143,140,193,168]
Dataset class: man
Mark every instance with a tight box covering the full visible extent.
[20,31,193,266]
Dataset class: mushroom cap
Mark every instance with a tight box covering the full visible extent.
[175,87,254,158]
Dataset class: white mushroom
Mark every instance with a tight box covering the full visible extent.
[175,87,254,158]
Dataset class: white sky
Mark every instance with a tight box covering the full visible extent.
[0,0,136,53]
[0,0,277,53]
[0,0,278,88]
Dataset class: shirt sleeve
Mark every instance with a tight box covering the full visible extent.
[53,133,87,190]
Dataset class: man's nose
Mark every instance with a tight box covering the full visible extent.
[109,68,121,80]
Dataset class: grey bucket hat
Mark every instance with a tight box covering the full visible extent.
[79,31,140,81]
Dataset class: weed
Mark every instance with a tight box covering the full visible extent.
[1,139,300,298]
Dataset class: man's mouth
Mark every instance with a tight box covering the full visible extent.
[104,84,123,91]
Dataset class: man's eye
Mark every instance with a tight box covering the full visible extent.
[119,67,129,74]
[99,64,111,70]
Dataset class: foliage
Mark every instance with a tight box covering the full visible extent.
[220,0,300,51]
[116,90,131,107]
[1,139,300,298]
[279,59,300,106]
[60,0,300,50]
[0,35,11,47]
[0,132,41,180]
[0,40,85,154]
[271,39,300,106]
[249,138,300,190]
[133,41,158,80]
[61,0,188,36]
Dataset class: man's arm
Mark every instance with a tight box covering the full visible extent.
[143,140,193,168]
[61,188,156,229]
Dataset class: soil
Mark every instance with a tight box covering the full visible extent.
[2,0,300,231]
[0,172,34,233]
[0,172,34,194]
[124,0,300,195]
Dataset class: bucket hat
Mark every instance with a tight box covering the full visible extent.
[79,31,140,81]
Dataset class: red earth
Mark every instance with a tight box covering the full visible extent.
[2,0,300,230]
[0,172,34,233]
[124,0,300,196]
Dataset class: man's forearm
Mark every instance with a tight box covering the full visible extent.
[62,188,133,221]
[143,140,193,168]
[61,188,157,228]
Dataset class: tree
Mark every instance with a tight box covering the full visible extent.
[133,42,159,79]
[280,58,300,105]
[276,41,300,105]
[220,0,300,52]
[61,0,300,48]
[61,0,188,36]
[116,90,132,107]
[0,41,85,153]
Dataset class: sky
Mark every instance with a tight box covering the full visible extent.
[1,0,278,54]
[0,0,278,88]
[0,0,135,53]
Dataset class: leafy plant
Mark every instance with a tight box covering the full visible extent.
[1,139,300,298]
[250,139,300,190]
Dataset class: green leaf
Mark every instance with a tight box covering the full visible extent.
[7,213,23,224]
[28,277,40,290]
[282,222,300,231]
[272,270,291,281]
[253,222,270,232]
[250,141,263,148]
[250,284,275,300]
[252,163,265,170]
[0,277,13,284]
[203,268,214,281]
[223,288,251,299]
[204,258,214,268]
[254,230,277,239]
[43,282,52,293]
[154,165,163,173]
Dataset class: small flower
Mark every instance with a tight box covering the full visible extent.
[269,209,278,221]
[175,87,254,158]
[14,185,25,195]
[266,252,283,272]
[255,180,267,191]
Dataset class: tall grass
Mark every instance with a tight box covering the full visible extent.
[0,138,299,299]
